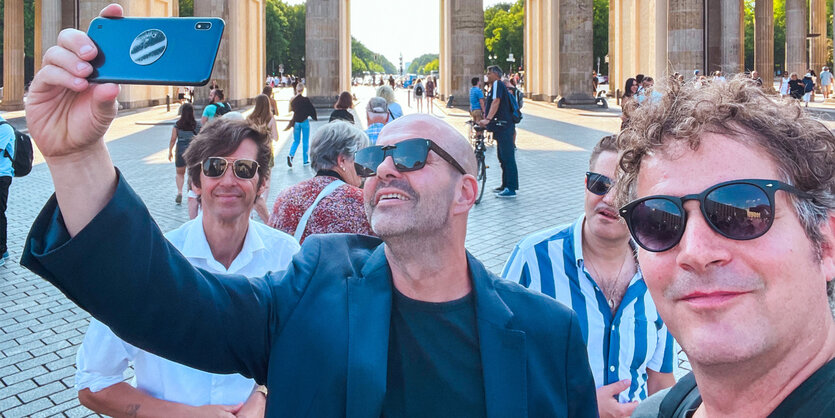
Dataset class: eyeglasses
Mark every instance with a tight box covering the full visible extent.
[619,179,814,252]
[586,172,614,196]
[354,138,467,178]
[201,157,260,180]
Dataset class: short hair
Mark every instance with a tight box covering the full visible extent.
[335,91,353,109]
[635,74,645,84]
[589,135,618,169]
[184,118,271,190]
[310,121,370,172]
[643,76,654,83]
[614,75,835,305]
[472,77,480,86]
[213,89,225,100]
[487,65,503,77]
[376,85,396,104]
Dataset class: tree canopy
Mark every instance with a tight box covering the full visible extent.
[483,0,523,73]
[407,53,439,74]
[351,37,396,75]
[265,0,305,76]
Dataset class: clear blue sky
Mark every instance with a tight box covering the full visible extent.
[284,0,510,65]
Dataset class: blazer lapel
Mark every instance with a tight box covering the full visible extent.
[346,244,393,418]
[469,253,528,418]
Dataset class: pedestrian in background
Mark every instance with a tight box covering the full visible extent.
[788,72,804,101]
[425,77,436,114]
[262,85,278,115]
[248,94,279,223]
[820,67,832,100]
[329,91,360,127]
[168,103,200,205]
[0,115,14,266]
[286,83,318,167]
[365,97,390,145]
[376,85,403,120]
[780,73,790,98]
[413,78,425,113]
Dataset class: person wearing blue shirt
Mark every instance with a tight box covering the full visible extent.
[0,115,15,267]
[479,66,518,198]
[503,135,675,418]
[469,77,486,122]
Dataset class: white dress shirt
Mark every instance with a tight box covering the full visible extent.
[75,215,300,406]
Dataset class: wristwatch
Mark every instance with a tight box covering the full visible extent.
[255,385,268,397]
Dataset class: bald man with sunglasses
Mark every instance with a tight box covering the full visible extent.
[19,5,597,417]
[503,135,676,418]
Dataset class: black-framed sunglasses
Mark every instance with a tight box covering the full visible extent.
[619,179,814,252]
[201,157,260,180]
[354,138,467,178]
[586,172,614,196]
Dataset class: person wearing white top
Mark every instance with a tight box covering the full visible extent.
[76,119,300,417]
[780,74,790,97]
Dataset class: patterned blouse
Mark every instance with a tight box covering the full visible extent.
[268,173,374,244]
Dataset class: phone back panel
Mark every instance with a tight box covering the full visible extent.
[87,17,225,86]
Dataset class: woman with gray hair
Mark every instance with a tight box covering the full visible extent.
[268,121,374,243]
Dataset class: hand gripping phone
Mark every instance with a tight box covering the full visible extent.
[86,17,225,86]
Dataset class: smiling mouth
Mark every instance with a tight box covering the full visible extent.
[376,192,411,205]
[597,208,619,220]
[680,291,749,309]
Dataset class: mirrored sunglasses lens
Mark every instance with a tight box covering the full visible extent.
[587,174,612,195]
[204,158,227,177]
[354,147,385,177]
[392,139,429,172]
[233,160,258,179]
[704,183,773,240]
[630,198,684,251]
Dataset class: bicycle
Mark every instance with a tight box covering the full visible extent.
[466,120,488,204]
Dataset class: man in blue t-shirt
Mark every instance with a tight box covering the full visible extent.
[479,65,518,198]
[0,115,14,267]
[469,77,485,122]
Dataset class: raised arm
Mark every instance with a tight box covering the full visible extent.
[25,4,124,236]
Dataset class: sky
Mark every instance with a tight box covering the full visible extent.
[284,0,512,65]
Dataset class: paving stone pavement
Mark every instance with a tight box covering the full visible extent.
[0,87,685,416]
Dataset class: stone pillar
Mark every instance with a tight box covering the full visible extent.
[36,0,65,74]
[305,0,349,106]
[439,0,484,106]
[785,0,807,76]
[754,0,774,90]
[810,0,826,77]
[558,0,595,105]
[1,0,25,110]
[668,0,704,79]
[718,0,743,74]
[705,0,722,73]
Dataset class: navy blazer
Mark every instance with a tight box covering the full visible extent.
[22,174,597,417]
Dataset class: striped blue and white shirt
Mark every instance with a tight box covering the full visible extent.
[501,214,674,403]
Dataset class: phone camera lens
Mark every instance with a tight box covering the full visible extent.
[195,22,211,30]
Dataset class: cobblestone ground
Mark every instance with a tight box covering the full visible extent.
[0,86,682,416]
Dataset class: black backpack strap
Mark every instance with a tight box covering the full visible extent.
[0,121,12,159]
[659,372,700,418]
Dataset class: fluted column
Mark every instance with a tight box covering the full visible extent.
[668,0,704,79]
[810,0,826,77]
[36,0,64,74]
[754,0,774,89]
[1,0,25,110]
[305,0,350,106]
[719,0,743,74]
[785,0,807,76]
[558,0,595,105]
[439,0,484,106]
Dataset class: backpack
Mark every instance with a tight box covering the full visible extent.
[507,90,523,124]
[0,121,33,177]
[212,102,231,117]
[415,85,424,96]
[515,89,524,109]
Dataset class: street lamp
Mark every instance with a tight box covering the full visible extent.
[506,52,515,74]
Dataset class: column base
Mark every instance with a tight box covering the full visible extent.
[309,95,340,108]
[556,95,608,109]
[0,101,24,111]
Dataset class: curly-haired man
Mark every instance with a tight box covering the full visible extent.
[619,76,835,417]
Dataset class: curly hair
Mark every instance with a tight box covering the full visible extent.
[614,74,835,306]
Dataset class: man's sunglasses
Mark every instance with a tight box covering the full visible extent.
[201,157,260,180]
[619,179,813,252]
[354,138,467,178]
[586,172,614,195]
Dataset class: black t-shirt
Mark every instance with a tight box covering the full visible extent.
[665,358,835,417]
[381,288,487,418]
[486,80,514,125]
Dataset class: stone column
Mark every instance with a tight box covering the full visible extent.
[36,0,64,74]
[1,0,25,110]
[754,0,774,90]
[195,0,230,106]
[810,0,826,77]
[785,0,807,76]
[668,0,704,79]
[439,0,483,106]
[558,0,595,105]
[718,0,743,74]
[305,0,344,106]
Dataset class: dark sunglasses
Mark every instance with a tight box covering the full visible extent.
[201,157,260,180]
[586,172,614,195]
[354,138,467,178]
[619,179,813,252]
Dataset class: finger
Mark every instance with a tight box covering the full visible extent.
[99,3,124,18]
[30,64,90,93]
[56,28,98,62]
[219,403,243,413]
[601,379,631,396]
[616,401,639,417]
[42,46,93,78]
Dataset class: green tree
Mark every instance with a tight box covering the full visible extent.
[483,0,523,73]
[744,0,754,71]
[352,55,367,75]
[265,0,305,76]
[351,37,396,74]
[421,58,439,74]
[407,53,439,74]
[774,0,786,75]
[593,0,608,75]
[179,0,194,17]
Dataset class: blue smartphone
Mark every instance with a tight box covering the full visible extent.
[86,17,225,86]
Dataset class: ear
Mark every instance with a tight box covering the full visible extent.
[336,154,348,171]
[819,214,835,282]
[452,174,479,215]
[191,177,203,196]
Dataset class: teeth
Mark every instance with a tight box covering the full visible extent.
[380,193,408,201]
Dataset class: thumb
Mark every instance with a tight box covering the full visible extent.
[603,379,632,396]
[219,403,244,413]
[91,83,120,117]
